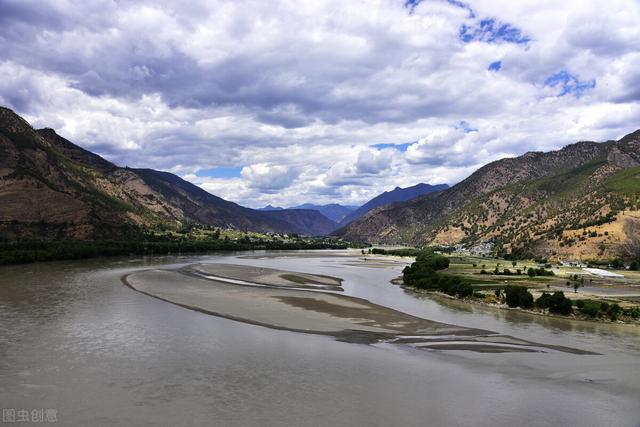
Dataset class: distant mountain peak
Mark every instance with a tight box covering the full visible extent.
[339,182,449,226]
[258,204,284,211]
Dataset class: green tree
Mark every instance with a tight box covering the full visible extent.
[547,292,572,315]
[504,285,534,309]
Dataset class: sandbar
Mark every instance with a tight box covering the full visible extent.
[123,263,596,354]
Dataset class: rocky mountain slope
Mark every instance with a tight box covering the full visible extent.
[336,130,640,260]
[339,182,449,226]
[0,107,336,241]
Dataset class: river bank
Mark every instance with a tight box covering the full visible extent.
[395,280,640,326]
[0,237,360,265]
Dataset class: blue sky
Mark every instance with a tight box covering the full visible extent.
[0,0,639,207]
[196,167,243,178]
[371,143,412,152]
[544,71,597,97]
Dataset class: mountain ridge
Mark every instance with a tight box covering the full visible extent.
[339,182,449,226]
[336,131,640,260]
[0,107,337,240]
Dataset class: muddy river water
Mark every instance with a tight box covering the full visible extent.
[1,250,639,426]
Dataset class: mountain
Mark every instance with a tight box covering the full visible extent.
[0,107,337,240]
[290,203,357,222]
[258,204,284,211]
[258,203,356,222]
[257,209,337,235]
[336,130,640,260]
[340,183,449,226]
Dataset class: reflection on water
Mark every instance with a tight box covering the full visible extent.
[1,251,639,426]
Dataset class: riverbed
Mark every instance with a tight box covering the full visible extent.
[1,250,639,426]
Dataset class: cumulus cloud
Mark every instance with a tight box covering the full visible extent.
[356,149,393,174]
[241,163,300,192]
[0,0,639,207]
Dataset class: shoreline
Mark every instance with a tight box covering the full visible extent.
[395,281,640,327]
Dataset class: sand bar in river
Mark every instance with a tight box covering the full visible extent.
[123,263,596,354]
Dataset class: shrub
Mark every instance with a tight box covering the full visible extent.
[504,285,534,309]
[535,292,552,309]
[454,282,474,298]
[537,291,572,314]
[624,307,640,318]
[607,303,622,321]
[527,267,555,277]
[579,300,602,318]
[547,291,572,315]
[610,258,624,269]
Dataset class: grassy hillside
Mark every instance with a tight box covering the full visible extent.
[605,166,640,196]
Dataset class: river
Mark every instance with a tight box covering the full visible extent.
[1,250,639,426]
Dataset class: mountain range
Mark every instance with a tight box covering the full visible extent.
[0,107,337,240]
[338,183,449,226]
[4,105,638,261]
[259,184,449,226]
[258,203,358,222]
[336,130,640,260]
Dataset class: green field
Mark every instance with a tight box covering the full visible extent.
[604,166,640,195]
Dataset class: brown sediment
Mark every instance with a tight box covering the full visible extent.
[122,264,598,354]
[272,296,486,337]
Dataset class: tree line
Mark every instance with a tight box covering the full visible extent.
[0,237,358,265]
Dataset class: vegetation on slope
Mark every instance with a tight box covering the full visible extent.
[604,166,640,196]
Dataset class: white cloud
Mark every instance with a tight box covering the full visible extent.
[241,163,300,192]
[356,149,392,174]
[0,0,639,207]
